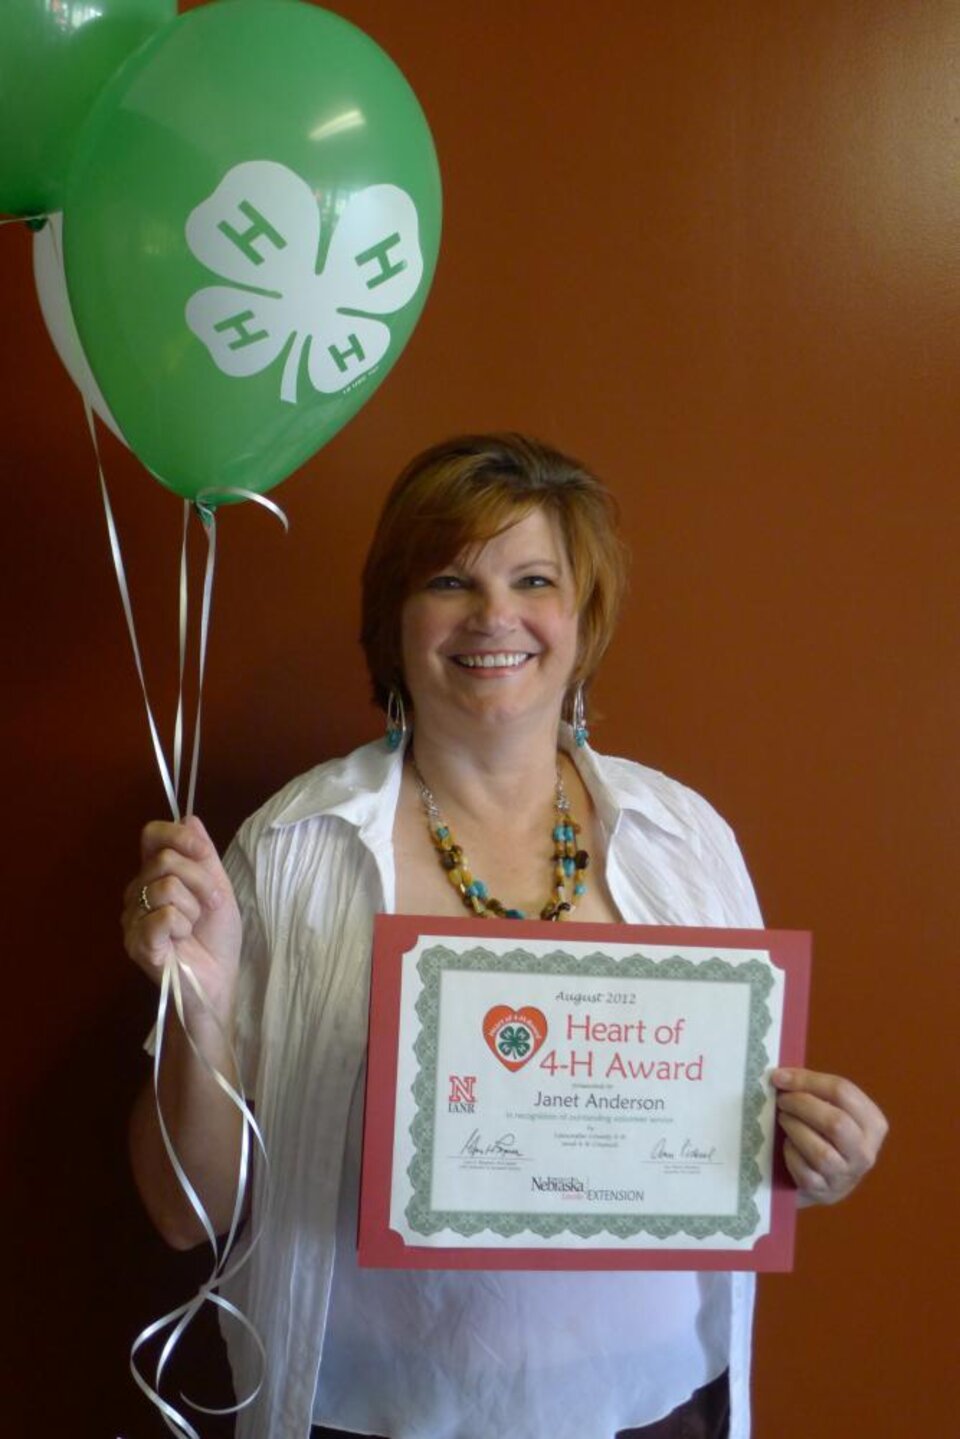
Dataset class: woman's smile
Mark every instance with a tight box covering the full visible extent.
[449,649,536,672]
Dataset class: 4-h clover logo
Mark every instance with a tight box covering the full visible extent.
[483,1005,547,1071]
[184,160,424,404]
[497,1025,533,1060]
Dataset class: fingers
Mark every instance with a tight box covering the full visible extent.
[128,900,203,970]
[124,850,225,917]
[780,1134,829,1198]
[777,1111,852,1200]
[771,1068,889,1205]
[139,816,217,870]
[123,817,229,977]
[125,873,203,927]
[772,1069,890,1157]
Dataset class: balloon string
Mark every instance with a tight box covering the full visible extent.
[129,963,268,1439]
[83,408,288,817]
[81,410,287,1435]
[174,502,189,805]
[183,489,289,815]
[194,485,290,532]
[84,400,180,817]
[181,503,214,828]
[0,212,48,229]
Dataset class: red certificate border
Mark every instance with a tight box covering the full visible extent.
[359,916,810,1273]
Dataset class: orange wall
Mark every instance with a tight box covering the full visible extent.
[2,2,956,1433]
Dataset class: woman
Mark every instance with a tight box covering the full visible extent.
[124,434,887,1439]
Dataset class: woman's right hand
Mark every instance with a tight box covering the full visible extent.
[124,817,248,1246]
[122,815,242,1027]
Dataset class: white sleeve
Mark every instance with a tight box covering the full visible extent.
[223,825,271,1098]
[691,796,765,927]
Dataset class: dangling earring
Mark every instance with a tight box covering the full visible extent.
[572,684,589,748]
[385,687,407,751]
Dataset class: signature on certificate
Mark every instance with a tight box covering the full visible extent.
[460,1128,524,1158]
[650,1137,719,1163]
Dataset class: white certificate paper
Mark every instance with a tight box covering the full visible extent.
[359,918,810,1271]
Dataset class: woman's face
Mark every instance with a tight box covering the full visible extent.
[400,507,580,738]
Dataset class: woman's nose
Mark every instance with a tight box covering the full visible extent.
[466,584,515,633]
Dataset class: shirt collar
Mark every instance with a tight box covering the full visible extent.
[268,728,685,843]
[268,736,404,850]
[565,730,686,840]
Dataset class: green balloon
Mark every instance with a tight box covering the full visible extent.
[0,0,175,215]
[63,0,443,502]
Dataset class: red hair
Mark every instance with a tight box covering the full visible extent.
[361,434,628,714]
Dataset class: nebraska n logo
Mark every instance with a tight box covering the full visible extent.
[447,1075,477,1111]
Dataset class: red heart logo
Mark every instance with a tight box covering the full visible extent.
[483,1005,548,1071]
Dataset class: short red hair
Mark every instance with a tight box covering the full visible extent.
[361,434,628,715]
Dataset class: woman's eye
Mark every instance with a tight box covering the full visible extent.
[517,574,553,589]
[425,574,466,591]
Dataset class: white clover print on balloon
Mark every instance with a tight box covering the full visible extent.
[184,161,424,404]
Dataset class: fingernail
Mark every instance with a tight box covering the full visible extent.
[771,1068,794,1086]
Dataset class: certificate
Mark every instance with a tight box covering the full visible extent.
[359,917,810,1272]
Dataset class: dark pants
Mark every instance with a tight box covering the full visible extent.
[312,1367,730,1439]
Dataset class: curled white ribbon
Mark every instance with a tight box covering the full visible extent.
[82,405,287,1434]
[130,961,269,1438]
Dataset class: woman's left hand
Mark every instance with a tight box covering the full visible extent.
[770,1068,888,1205]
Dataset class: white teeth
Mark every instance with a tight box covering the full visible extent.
[455,652,530,669]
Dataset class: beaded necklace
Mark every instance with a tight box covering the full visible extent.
[411,758,590,921]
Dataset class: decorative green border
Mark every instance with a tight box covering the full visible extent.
[405,945,773,1242]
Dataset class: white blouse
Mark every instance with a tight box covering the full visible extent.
[220,733,764,1439]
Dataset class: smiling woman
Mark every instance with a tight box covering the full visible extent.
[122,433,888,1439]
[363,435,629,922]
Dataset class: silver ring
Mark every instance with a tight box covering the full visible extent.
[138,884,153,915]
